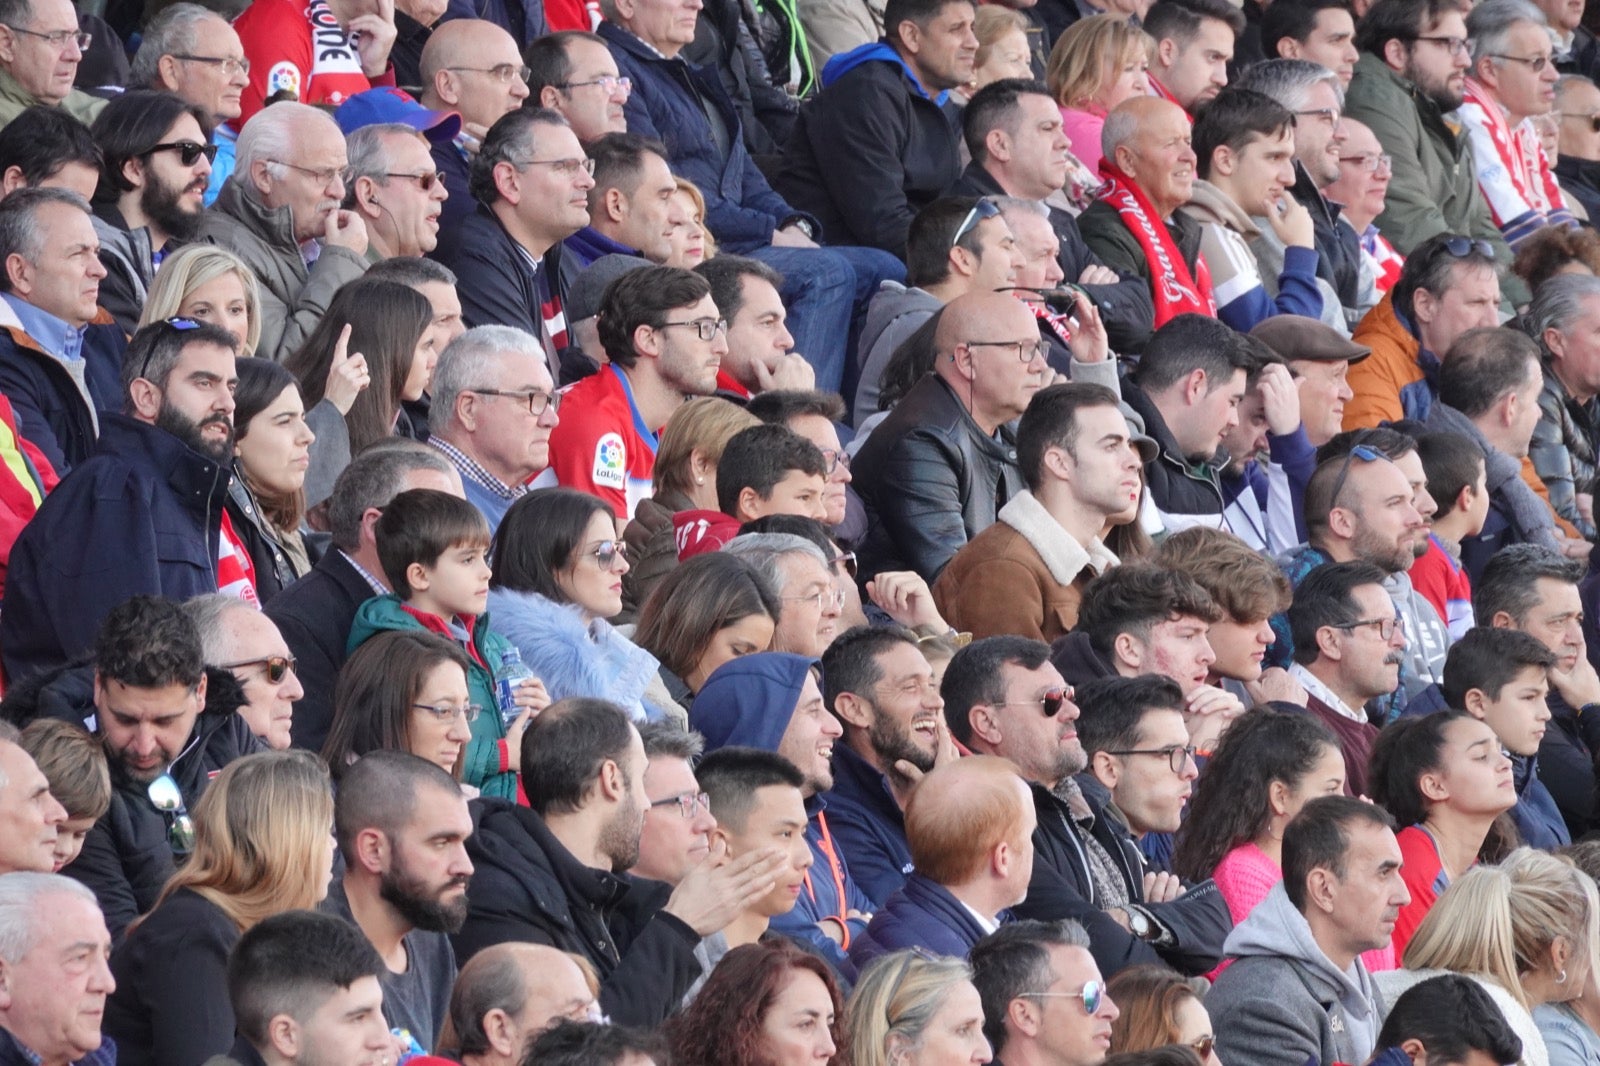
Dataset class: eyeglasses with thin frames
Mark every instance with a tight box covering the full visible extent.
[1103,744,1198,773]
[412,701,482,723]
[1294,106,1341,125]
[657,317,728,342]
[447,62,531,83]
[172,52,249,76]
[965,338,1049,364]
[997,688,1070,717]
[147,773,196,855]
[1019,979,1106,1014]
[559,75,631,94]
[468,386,560,415]
[513,156,595,178]
[1339,152,1393,173]
[783,586,846,611]
[1491,51,1554,71]
[270,159,352,187]
[1410,34,1468,56]
[219,654,297,684]
[382,170,446,191]
[5,24,89,50]
[649,791,711,819]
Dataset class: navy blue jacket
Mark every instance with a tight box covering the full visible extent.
[1,413,231,681]
[602,21,804,253]
[0,316,124,474]
[442,0,547,49]
[849,873,995,971]
[430,139,473,245]
[824,742,912,908]
[1511,753,1571,850]
[264,548,375,752]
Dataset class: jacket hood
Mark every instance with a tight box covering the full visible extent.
[1182,178,1261,237]
[1048,630,1117,686]
[820,41,945,101]
[690,652,816,752]
[1223,881,1381,1023]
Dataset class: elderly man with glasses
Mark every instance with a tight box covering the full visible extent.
[196,101,371,360]
[0,0,103,128]
[182,594,305,752]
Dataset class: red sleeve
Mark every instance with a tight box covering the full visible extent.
[1391,827,1443,963]
[235,0,313,125]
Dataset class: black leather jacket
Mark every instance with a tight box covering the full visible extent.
[854,374,1024,584]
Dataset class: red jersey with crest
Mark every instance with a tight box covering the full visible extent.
[233,0,395,124]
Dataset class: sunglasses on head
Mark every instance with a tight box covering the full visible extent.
[1325,435,1387,511]
[219,654,297,684]
[951,197,1001,248]
[147,772,196,855]
[136,316,205,381]
[1440,235,1496,259]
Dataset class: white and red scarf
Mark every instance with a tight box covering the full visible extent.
[1458,79,1567,230]
[1097,160,1216,327]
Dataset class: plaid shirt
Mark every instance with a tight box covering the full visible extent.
[429,436,526,502]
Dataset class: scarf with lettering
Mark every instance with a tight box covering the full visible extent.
[1459,78,1568,229]
[1097,159,1215,326]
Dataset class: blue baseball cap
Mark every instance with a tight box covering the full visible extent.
[335,88,461,142]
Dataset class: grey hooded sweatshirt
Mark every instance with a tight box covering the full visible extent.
[1206,883,1386,1066]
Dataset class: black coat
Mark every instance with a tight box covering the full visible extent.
[1557,155,1600,224]
[1015,779,1232,977]
[1290,163,1360,310]
[777,50,961,256]
[1122,384,1227,526]
[1,413,232,682]
[264,548,375,753]
[0,665,262,942]
[455,798,702,1028]
[683,0,797,156]
[853,373,1024,584]
[950,161,1155,354]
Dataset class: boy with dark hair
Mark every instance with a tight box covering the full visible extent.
[1411,430,1489,637]
[1261,0,1359,83]
[19,719,109,872]
[349,488,538,800]
[714,424,829,524]
[1441,626,1567,848]
[1184,88,1324,332]
[1372,973,1523,1066]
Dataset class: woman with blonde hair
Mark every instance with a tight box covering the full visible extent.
[1108,965,1224,1066]
[103,750,336,1066]
[666,177,714,267]
[1049,15,1153,175]
[619,396,760,620]
[958,7,1034,103]
[1377,848,1599,1066]
[849,950,993,1066]
[141,243,263,355]
[1541,843,1600,1066]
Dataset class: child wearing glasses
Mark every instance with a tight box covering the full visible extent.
[346,487,549,800]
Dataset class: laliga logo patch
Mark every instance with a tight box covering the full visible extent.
[592,433,626,489]
[266,62,302,99]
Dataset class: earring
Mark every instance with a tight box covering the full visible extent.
[695,476,704,484]
[1558,969,1569,984]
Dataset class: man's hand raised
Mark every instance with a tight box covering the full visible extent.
[662,839,790,936]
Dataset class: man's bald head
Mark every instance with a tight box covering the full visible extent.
[1103,96,1185,159]
[935,289,1036,356]
[421,19,513,84]
[447,942,597,1056]
[420,19,531,127]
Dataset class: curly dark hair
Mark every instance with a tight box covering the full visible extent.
[665,939,851,1066]
[1511,225,1600,294]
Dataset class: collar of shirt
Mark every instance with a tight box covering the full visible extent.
[429,436,525,500]
[3,292,85,361]
[960,899,999,935]
[340,549,390,596]
[1289,662,1366,722]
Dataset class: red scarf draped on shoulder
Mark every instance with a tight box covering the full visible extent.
[1097,159,1216,327]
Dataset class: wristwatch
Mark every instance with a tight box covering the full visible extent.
[781,215,818,240]
[1124,906,1154,940]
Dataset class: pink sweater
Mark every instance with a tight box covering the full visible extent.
[1061,106,1108,175]
[1211,842,1397,974]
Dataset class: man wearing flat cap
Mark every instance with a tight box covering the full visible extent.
[933,382,1156,643]
[1252,314,1373,447]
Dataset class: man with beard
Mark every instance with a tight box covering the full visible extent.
[1,318,244,680]
[457,697,788,1027]
[1344,0,1518,301]
[89,91,214,335]
[0,187,124,475]
[325,750,473,1053]
[0,596,263,940]
[818,625,951,906]
[946,636,1233,979]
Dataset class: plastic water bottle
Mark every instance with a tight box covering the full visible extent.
[393,1028,426,1063]
[496,647,536,726]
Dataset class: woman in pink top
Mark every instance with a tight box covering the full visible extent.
[1047,14,1153,178]
[1369,710,1518,963]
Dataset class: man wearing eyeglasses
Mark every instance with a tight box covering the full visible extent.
[88,91,215,335]
[184,594,304,752]
[1077,676,1201,861]
[343,119,453,261]
[1456,0,1578,250]
[1554,74,1600,221]
[196,102,372,361]
[528,32,630,146]
[1344,0,1521,303]
[969,920,1123,1066]
[0,0,103,129]
[948,636,1232,979]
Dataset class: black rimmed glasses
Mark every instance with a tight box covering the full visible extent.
[1020,979,1106,1014]
[172,52,249,76]
[382,170,446,191]
[1333,616,1402,641]
[1103,744,1198,773]
[966,338,1049,364]
[468,386,560,415]
[649,791,711,819]
[817,448,851,475]
[657,318,728,341]
[412,701,482,723]
[951,197,1000,247]
[1410,34,1468,55]
[998,688,1070,717]
[448,62,531,83]
[219,654,297,684]
[147,773,195,855]
[1294,106,1342,125]
[559,75,631,94]
[148,140,218,167]
[5,24,89,49]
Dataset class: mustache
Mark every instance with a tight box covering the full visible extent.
[1384,652,1405,665]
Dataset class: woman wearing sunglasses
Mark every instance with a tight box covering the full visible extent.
[103,750,335,1066]
[489,487,682,723]
[666,939,850,1066]
[322,629,480,788]
[285,277,438,502]
[849,950,993,1066]
[224,358,317,601]
[1107,965,1223,1066]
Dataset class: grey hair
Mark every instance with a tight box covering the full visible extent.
[1234,57,1343,112]
[431,325,547,432]
[236,102,340,179]
[1468,0,1550,65]
[724,533,830,595]
[182,592,261,664]
[1558,73,1599,100]
[1101,105,1143,163]
[1530,272,1600,349]
[0,186,89,291]
[344,123,426,204]
[447,943,535,1057]
[639,721,705,761]
[130,3,220,88]
[0,0,30,30]
[325,441,455,551]
[0,872,98,963]
[994,195,1049,221]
